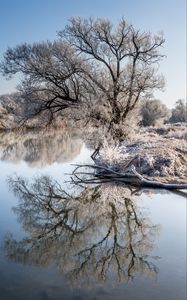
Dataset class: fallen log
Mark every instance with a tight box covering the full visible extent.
[71,164,187,190]
[175,147,187,154]
[130,166,187,190]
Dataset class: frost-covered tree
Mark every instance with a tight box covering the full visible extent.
[0,17,165,126]
[169,99,187,123]
[140,99,170,126]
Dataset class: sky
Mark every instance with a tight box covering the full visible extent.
[0,0,186,107]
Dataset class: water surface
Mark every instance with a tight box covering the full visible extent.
[0,130,186,300]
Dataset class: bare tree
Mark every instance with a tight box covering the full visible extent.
[0,17,165,127]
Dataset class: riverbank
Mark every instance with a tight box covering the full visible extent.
[95,123,187,185]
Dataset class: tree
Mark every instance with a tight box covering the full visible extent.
[140,99,170,126]
[0,17,165,127]
[169,99,187,123]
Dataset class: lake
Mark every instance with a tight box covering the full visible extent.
[0,129,186,300]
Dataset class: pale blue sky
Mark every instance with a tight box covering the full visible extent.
[0,0,186,107]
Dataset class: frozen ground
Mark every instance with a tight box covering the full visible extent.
[98,123,187,183]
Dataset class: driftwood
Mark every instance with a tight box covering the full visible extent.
[71,164,187,190]
[175,147,187,154]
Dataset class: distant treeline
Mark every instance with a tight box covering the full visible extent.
[0,91,186,130]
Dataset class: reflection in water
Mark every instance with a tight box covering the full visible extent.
[0,129,82,166]
[4,176,160,287]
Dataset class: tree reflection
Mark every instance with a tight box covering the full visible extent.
[4,176,160,286]
[0,129,82,166]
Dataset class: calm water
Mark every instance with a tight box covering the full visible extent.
[0,130,186,300]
